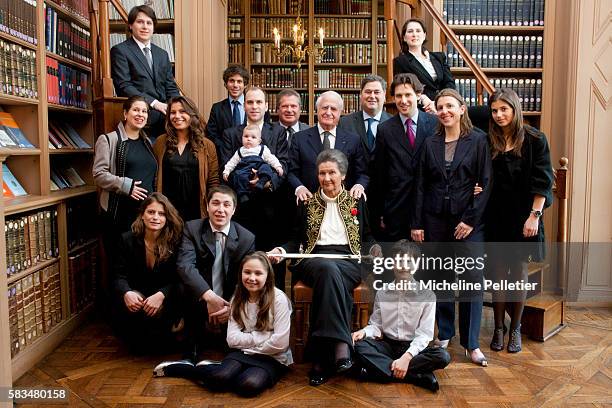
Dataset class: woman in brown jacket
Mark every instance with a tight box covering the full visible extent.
[153,96,220,222]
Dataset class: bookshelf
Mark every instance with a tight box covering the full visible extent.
[0,0,98,385]
[228,0,388,124]
[441,0,552,128]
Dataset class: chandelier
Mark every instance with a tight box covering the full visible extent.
[271,0,325,68]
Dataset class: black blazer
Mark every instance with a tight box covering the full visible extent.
[221,122,289,168]
[176,219,255,301]
[485,127,554,242]
[413,128,492,229]
[393,51,455,101]
[288,126,369,193]
[338,110,392,162]
[206,99,246,148]
[111,38,179,124]
[113,231,179,299]
[373,112,438,237]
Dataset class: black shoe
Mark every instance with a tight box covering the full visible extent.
[405,372,439,392]
[309,370,329,386]
[335,358,353,374]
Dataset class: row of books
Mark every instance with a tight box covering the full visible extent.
[66,194,98,250]
[228,43,244,65]
[228,0,244,15]
[68,244,97,314]
[313,0,371,15]
[315,91,359,114]
[320,44,372,64]
[377,44,387,64]
[0,0,37,45]
[46,56,90,108]
[447,35,543,69]
[313,18,372,39]
[486,77,543,112]
[265,92,308,115]
[54,0,89,21]
[2,163,27,199]
[4,208,59,276]
[109,0,174,20]
[0,39,37,100]
[48,120,91,150]
[251,67,308,88]
[8,263,62,357]
[0,110,34,148]
[314,69,368,89]
[247,0,307,15]
[228,17,243,39]
[45,5,92,65]
[251,43,294,64]
[376,19,387,40]
[109,33,175,62]
[444,0,545,26]
[50,165,87,190]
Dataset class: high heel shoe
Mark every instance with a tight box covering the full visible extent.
[490,328,505,351]
[507,326,522,353]
[465,348,488,367]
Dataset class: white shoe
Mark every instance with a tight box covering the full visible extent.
[195,359,222,367]
[433,339,450,349]
[153,359,194,377]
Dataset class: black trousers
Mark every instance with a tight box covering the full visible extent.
[295,245,361,362]
[354,337,451,381]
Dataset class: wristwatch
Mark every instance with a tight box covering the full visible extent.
[530,209,543,218]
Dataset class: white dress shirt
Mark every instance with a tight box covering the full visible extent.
[362,110,383,137]
[226,287,294,366]
[316,190,349,246]
[363,282,436,357]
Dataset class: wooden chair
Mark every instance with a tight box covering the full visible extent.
[291,280,370,363]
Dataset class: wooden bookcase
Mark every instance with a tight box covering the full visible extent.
[0,0,98,385]
[228,0,388,125]
[440,0,554,132]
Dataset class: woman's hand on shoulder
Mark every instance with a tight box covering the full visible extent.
[266,247,285,264]
[349,184,365,200]
[411,229,425,243]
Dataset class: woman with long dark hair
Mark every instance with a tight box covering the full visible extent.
[486,88,553,353]
[153,95,220,222]
[411,88,492,366]
[112,192,184,351]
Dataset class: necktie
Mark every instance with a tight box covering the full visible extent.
[212,231,225,296]
[366,117,375,150]
[286,127,295,146]
[406,118,416,148]
[143,46,153,71]
[322,131,331,150]
[231,100,241,126]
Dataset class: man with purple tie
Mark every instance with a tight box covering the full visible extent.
[373,73,437,241]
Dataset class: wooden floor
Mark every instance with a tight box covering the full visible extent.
[14,306,612,407]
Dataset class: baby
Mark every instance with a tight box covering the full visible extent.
[223,124,284,201]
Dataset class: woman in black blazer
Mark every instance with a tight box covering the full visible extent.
[486,89,553,353]
[112,192,184,352]
[393,18,455,112]
[412,88,492,367]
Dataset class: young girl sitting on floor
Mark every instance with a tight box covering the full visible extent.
[154,251,293,397]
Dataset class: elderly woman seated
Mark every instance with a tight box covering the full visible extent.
[268,149,380,386]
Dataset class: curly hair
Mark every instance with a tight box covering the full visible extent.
[131,192,184,263]
[164,95,207,157]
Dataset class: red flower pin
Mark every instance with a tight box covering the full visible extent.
[350,208,359,216]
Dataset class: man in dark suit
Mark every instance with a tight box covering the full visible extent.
[206,65,249,152]
[373,73,438,241]
[275,89,309,146]
[110,5,179,140]
[219,87,289,289]
[289,91,369,202]
[338,74,392,164]
[176,185,255,360]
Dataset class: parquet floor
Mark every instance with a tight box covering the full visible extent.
[14,306,612,407]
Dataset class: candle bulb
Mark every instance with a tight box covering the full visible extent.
[319,27,324,47]
[273,28,280,49]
